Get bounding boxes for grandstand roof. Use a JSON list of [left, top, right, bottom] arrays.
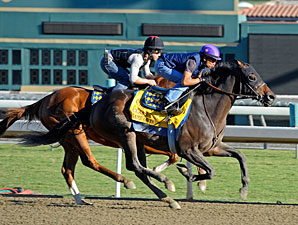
[[239, 4, 298, 21]]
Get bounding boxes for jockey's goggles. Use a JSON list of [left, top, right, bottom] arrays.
[[150, 49, 162, 54], [207, 57, 217, 63]]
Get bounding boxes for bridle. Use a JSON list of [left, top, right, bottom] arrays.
[[200, 63, 266, 150], [203, 66, 265, 100], [204, 81, 264, 100]]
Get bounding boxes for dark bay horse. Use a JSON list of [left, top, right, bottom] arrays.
[[23, 60, 275, 209], [0, 76, 180, 205]]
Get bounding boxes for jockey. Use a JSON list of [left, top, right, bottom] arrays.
[[154, 44, 221, 114], [100, 36, 164, 91]]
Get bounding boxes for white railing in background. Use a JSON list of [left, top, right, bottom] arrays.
[[0, 100, 36, 108], [0, 99, 291, 115]]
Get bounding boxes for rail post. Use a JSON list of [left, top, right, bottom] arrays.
[[289, 103, 298, 159], [186, 161, 194, 200], [105, 78, 123, 197], [115, 148, 122, 197]]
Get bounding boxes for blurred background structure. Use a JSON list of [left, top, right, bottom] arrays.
[[0, 0, 298, 95]]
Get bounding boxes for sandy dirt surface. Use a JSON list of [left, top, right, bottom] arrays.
[[0, 196, 297, 225]]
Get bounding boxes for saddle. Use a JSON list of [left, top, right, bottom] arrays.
[[141, 86, 189, 113], [91, 84, 149, 104], [91, 84, 191, 114], [130, 87, 192, 127], [141, 86, 167, 111]]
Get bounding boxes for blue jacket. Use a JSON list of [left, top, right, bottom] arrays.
[[161, 52, 202, 75]]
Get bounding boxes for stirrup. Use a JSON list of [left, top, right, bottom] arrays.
[[168, 108, 182, 116], [162, 103, 182, 115]]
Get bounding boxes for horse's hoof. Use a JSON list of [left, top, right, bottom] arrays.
[[197, 180, 207, 193], [78, 199, 93, 205], [124, 180, 136, 189], [175, 164, 189, 177], [165, 179, 176, 192], [169, 201, 181, 209], [153, 160, 172, 173], [161, 197, 181, 210], [239, 187, 248, 200]]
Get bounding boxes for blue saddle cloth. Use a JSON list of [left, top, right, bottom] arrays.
[[141, 86, 169, 111], [91, 90, 105, 104], [91, 85, 110, 104]]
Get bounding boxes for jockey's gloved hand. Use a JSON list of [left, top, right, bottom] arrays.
[[200, 77, 206, 83], [200, 68, 211, 77]]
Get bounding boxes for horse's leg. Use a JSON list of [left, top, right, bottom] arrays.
[[145, 146, 178, 172], [197, 167, 207, 193], [196, 151, 218, 193], [123, 139, 180, 209], [205, 142, 249, 200], [124, 132, 175, 192], [72, 126, 136, 189], [176, 147, 215, 183], [60, 140, 91, 205]]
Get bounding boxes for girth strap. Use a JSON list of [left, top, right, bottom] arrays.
[[202, 94, 224, 150], [167, 122, 177, 154]]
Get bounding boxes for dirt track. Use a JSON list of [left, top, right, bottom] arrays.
[[0, 196, 298, 225]]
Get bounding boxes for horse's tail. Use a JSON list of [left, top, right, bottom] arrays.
[[21, 106, 92, 146], [0, 99, 43, 136]]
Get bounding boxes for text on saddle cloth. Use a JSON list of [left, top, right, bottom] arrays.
[[130, 90, 192, 129]]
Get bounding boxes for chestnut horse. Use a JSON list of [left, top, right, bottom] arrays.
[[0, 76, 181, 204], [22, 60, 275, 209]]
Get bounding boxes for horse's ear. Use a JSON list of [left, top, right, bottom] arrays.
[[234, 59, 244, 67]]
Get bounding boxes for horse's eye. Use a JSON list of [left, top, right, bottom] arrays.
[[248, 74, 257, 82]]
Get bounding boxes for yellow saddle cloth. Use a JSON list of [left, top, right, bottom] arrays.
[[129, 90, 192, 129]]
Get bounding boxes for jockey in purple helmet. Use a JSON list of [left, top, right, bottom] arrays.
[[199, 44, 221, 69], [154, 44, 221, 114]]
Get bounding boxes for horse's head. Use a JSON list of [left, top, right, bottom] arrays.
[[235, 59, 275, 107]]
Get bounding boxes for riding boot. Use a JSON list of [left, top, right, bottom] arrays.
[[104, 49, 113, 66]]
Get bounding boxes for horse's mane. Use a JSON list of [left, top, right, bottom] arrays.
[[197, 60, 238, 94], [210, 61, 237, 81]]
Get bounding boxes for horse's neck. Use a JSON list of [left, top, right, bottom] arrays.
[[206, 93, 234, 123], [204, 75, 236, 126]]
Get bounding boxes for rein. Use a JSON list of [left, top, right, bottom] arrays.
[[202, 94, 223, 150], [200, 71, 264, 150], [165, 68, 265, 109], [164, 82, 202, 110], [205, 82, 259, 99]]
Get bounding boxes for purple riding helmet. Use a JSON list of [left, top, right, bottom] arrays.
[[199, 44, 221, 60]]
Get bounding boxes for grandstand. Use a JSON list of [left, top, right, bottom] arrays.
[[0, 0, 297, 95]]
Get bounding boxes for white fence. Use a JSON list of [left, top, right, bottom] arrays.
[[0, 100, 36, 108]]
